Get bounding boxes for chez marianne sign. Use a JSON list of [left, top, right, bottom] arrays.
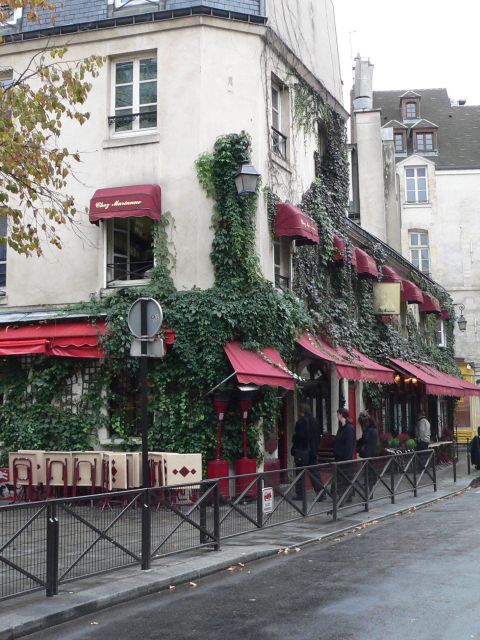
[[89, 184, 162, 222]]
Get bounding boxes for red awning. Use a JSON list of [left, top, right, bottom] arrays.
[[419, 364, 480, 398], [401, 279, 424, 304], [333, 234, 345, 263], [381, 266, 402, 283], [0, 321, 106, 358], [224, 341, 295, 390], [353, 248, 379, 279], [440, 309, 450, 320], [390, 358, 464, 397], [298, 333, 395, 384], [419, 292, 441, 314], [89, 184, 161, 223], [274, 203, 319, 246]]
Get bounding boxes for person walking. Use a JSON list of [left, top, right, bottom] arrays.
[[357, 411, 378, 459], [470, 426, 480, 471], [334, 408, 356, 503], [291, 403, 322, 499]]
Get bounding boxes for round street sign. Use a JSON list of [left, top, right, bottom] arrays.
[[128, 298, 163, 338]]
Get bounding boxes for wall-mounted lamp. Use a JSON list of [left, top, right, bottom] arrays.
[[456, 303, 467, 332], [235, 164, 260, 195]]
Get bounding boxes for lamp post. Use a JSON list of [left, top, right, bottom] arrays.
[[457, 304, 467, 332], [234, 164, 260, 195], [206, 389, 231, 497], [235, 384, 259, 497]]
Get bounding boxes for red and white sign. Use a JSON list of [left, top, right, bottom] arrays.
[[263, 486, 273, 513]]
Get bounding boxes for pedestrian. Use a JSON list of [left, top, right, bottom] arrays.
[[334, 408, 356, 503], [357, 411, 378, 459], [415, 408, 431, 451], [291, 403, 323, 499], [470, 426, 480, 471]]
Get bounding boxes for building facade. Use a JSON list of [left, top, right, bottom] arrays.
[[350, 56, 480, 434]]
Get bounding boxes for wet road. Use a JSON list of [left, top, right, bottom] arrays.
[[25, 489, 480, 640]]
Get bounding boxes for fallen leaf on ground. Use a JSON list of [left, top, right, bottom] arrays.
[[91, 621, 99, 625], [227, 566, 236, 572], [294, 547, 301, 552], [238, 562, 245, 567], [189, 582, 197, 587], [169, 585, 176, 591]]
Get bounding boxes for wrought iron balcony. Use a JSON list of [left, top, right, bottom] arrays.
[[271, 126, 287, 161]]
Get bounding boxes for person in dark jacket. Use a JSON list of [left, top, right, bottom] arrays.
[[357, 411, 378, 459], [470, 426, 480, 470], [291, 403, 323, 499], [334, 408, 356, 503]]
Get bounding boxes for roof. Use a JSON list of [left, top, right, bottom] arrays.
[[373, 88, 480, 170]]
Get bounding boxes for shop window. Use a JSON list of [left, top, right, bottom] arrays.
[[110, 54, 157, 135], [409, 230, 430, 274], [271, 78, 289, 161], [106, 217, 154, 286], [405, 166, 428, 203]]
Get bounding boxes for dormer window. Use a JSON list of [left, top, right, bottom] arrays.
[[394, 131, 406, 153], [405, 102, 417, 119], [415, 132, 434, 152]]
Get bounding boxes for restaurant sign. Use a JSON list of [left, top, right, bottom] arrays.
[[373, 282, 401, 315]]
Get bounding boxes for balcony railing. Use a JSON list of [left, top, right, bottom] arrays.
[[271, 126, 287, 161], [107, 260, 154, 286]]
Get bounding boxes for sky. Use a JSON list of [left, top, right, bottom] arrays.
[[333, 0, 480, 108]]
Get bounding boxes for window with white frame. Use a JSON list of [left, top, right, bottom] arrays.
[[436, 318, 446, 347], [415, 131, 434, 152], [409, 230, 430, 275], [0, 6, 22, 25], [405, 166, 428, 203], [106, 217, 154, 286], [273, 238, 291, 291], [113, 0, 159, 7], [110, 55, 157, 135], [271, 79, 288, 161]]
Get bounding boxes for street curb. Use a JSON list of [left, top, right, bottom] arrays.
[[0, 480, 474, 639]]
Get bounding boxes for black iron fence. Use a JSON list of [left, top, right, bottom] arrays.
[[0, 449, 449, 602]]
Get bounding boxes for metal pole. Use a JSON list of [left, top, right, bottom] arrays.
[[46, 502, 59, 597], [140, 300, 149, 489]]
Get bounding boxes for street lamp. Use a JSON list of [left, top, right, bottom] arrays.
[[234, 164, 260, 195], [457, 304, 467, 332]]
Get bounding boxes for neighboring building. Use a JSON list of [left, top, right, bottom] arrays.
[[350, 56, 480, 434]]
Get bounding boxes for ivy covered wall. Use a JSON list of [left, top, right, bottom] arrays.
[[0, 81, 459, 462]]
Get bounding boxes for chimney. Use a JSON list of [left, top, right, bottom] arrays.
[[353, 56, 374, 110]]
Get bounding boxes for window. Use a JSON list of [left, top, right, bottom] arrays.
[[113, 0, 158, 7], [0, 6, 22, 25], [394, 132, 405, 152], [416, 132, 434, 152], [409, 230, 430, 274], [436, 319, 446, 348], [271, 80, 288, 161], [107, 217, 154, 285], [110, 55, 157, 134], [0, 68, 13, 89], [273, 238, 290, 290], [0, 216, 6, 288], [405, 166, 428, 203], [405, 102, 417, 119]]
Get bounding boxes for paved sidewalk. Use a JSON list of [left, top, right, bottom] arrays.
[[0, 455, 476, 640]]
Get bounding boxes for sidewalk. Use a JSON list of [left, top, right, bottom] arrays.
[[0, 455, 476, 640]]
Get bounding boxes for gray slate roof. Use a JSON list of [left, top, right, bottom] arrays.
[[373, 88, 480, 170]]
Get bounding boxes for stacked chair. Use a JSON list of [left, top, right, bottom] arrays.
[[8, 450, 202, 502]]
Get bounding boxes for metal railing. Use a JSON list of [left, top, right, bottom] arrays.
[[106, 260, 154, 285], [0, 449, 448, 601]]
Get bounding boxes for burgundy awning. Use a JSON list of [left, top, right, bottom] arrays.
[[440, 309, 450, 320], [0, 321, 106, 358], [224, 341, 295, 390], [420, 364, 480, 398], [89, 184, 161, 223], [353, 248, 379, 279], [274, 203, 319, 246], [298, 333, 395, 384], [390, 358, 464, 397], [333, 234, 345, 263], [420, 292, 441, 314], [401, 279, 424, 304], [381, 266, 402, 283]]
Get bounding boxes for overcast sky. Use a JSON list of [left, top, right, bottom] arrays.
[[333, 0, 480, 108]]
